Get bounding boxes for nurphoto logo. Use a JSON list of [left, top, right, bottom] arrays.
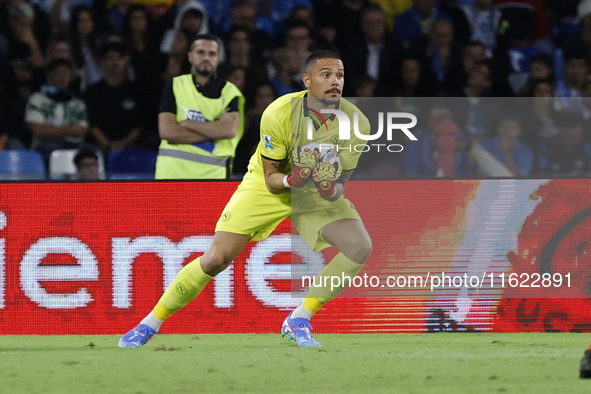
[[306, 108, 418, 153]]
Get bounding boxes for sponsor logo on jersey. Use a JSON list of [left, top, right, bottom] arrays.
[[263, 134, 273, 150]]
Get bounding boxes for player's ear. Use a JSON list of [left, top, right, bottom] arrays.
[[302, 73, 310, 89]]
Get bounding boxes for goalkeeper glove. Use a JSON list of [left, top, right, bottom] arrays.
[[313, 157, 342, 199], [316, 179, 338, 199], [288, 144, 321, 188]]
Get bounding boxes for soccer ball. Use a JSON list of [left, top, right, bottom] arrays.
[[293, 142, 322, 169], [313, 146, 342, 182]]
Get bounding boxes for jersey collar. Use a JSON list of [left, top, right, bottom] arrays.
[[302, 93, 341, 131]]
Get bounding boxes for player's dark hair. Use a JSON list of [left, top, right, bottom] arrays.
[[304, 50, 341, 71], [74, 150, 98, 168]]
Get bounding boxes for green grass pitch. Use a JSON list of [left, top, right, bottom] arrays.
[[1, 333, 590, 393]]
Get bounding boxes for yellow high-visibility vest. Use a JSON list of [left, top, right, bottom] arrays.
[[155, 74, 244, 179]]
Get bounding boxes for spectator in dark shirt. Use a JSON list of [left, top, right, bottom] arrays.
[[393, 0, 449, 45], [84, 42, 142, 153], [343, 4, 403, 96], [563, 0, 591, 61], [403, 101, 474, 178], [268, 46, 301, 96], [283, 22, 314, 84], [161, 29, 192, 81], [1, 0, 51, 54], [453, 60, 503, 143], [68, 5, 102, 91], [411, 18, 465, 95], [477, 114, 535, 177], [461, 41, 487, 75], [122, 4, 159, 86], [539, 111, 591, 177], [520, 79, 559, 149], [316, 0, 367, 51], [106, 0, 133, 32], [5, 2, 48, 149], [394, 55, 432, 97], [221, 0, 273, 60], [554, 49, 589, 114], [122, 4, 161, 149], [517, 52, 554, 97], [223, 26, 253, 69]]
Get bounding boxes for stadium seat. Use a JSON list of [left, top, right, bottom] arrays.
[[108, 149, 157, 179], [49, 149, 106, 180], [0, 150, 46, 180]]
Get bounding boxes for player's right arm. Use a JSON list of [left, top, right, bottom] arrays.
[[262, 156, 290, 194]]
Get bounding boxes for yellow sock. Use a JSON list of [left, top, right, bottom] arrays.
[[302, 298, 325, 315], [303, 252, 364, 313], [152, 257, 212, 321]]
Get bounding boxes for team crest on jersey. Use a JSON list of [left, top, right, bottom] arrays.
[[263, 134, 273, 150], [221, 211, 231, 222], [176, 283, 189, 295], [187, 109, 205, 122]]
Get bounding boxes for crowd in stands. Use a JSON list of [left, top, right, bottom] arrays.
[[1, 0, 591, 179]]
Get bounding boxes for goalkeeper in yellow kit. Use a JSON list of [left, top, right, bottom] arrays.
[[118, 50, 372, 348]]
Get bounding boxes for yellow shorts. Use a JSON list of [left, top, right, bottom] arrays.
[[215, 182, 361, 251]]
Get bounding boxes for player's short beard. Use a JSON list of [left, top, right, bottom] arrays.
[[318, 97, 340, 107]]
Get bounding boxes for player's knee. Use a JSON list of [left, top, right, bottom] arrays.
[[201, 253, 234, 276], [343, 237, 372, 264], [356, 239, 373, 263]]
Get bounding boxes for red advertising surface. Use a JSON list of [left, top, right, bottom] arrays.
[[1, 179, 590, 335]]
